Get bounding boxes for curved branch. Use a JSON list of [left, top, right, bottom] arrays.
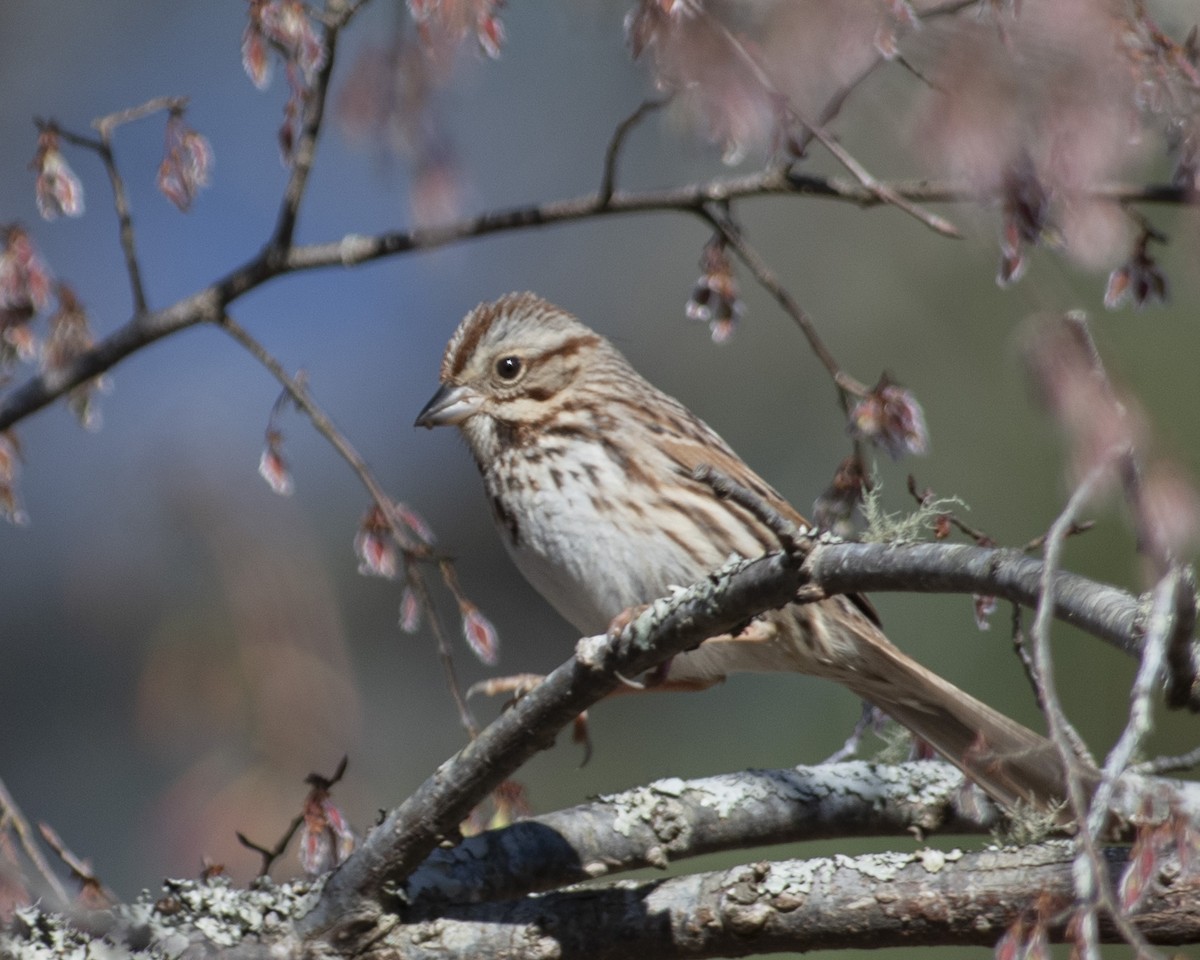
[[803, 540, 1149, 659], [297, 535, 1194, 946], [404, 760, 1001, 907], [0, 173, 1192, 434], [299, 548, 808, 943]]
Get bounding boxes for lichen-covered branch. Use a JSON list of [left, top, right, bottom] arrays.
[[403, 760, 1001, 907], [5, 840, 1197, 960]]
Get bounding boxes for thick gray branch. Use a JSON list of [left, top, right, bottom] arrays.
[[299, 550, 806, 944], [375, 843, 1199, 959], [10, 841, 1196, 960], [297, 538, 1195, 947], [404, 761, 1001, 906]]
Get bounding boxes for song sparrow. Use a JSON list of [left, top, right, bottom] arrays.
[[416, 292, 1072, 812]]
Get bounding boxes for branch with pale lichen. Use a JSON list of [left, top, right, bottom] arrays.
[[299, 546, 809, 943], [293, 532, 1196, 947], [4, 839, 1197, 960], [403, 761, 1003, 907]]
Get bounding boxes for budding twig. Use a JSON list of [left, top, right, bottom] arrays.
[[216, 312, 478, 738], [0, 776, 69, 907], [599, 96, 668, 207], [691, 463, 802, 555]]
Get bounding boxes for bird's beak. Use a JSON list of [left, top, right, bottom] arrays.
[[414, 383, 482, 428]]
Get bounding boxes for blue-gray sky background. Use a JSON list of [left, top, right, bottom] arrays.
[[1, 0, 1198, 904]]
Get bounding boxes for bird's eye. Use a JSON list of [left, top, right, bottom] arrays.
[[495, 356, 522, 380]]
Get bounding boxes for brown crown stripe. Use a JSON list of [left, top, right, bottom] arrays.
[[446, 307, 497, 378]]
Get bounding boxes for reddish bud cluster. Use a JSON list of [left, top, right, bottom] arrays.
[[298, 778, 356, 877], [257, 428, 294, 496], [994, 915, 1049, 960], [685, 234, 742, 342], [157, 111, 213, 212], [919, 1, 1144, 283], [1026, 312, 1200, 566], [972, 594, 997, 631], [31, 129, 84, 221], [1104, 231, 1168, 310], [399, 584, 422, 634], [1120, 811, 1200, 913], [0, 225, 53, 366], [243, 0, 327, 164], [1125, 16, 1200, 189], [408, 0, 507, 60], [396, 502, 435, 547], [338, 34, 464, 225], [43, 283, 103, 430], [354, 504, 399, 579], [243, 0, 325, 89], [812, 454, 868, 536], [848, 376, 929, 460], [997, 154, 1053, 287], [0, 433, 27, 526], [460, 600, 498, 665], [872, 0, 918, 61], [626, 0, 785, 164]]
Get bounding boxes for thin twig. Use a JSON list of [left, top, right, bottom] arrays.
[[92, 95, 189, 137], [216, 313, 478, 737], [44, 104, 178, 316], [1, 172, 1196, 436], [37, 822, 116, 907], [1008, 603, 1043, 710], [692, 2, 960, 238], [599, 97, 668, 206], [436, 558, 485, 738], [237, 816, 304, 877], [692, 464, 803, 554], [701, 207, 866, 412], [1132, 744, 1200, 775], [235, 757, 349, 876], [0, 776, 69, 907], [1088, 568, 1179, 837], [217, 315, 403, 536], [1029, 460, 1162, 960], [268, 3, 349, 254]]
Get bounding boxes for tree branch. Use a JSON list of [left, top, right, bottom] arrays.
[[0, 173, 1193, 434], [6, 840, 1197, 959], [293, 531, 1194, 945], [380, 843, 1199, 958], [403, 760, 1002, 907], [299, 547, 809, 943]]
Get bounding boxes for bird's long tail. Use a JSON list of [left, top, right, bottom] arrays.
[[838, 630, 1091, 816]]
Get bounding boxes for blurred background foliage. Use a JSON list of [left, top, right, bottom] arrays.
[[0, 0, 1198, 905]]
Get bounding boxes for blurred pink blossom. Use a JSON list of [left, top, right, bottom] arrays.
[[157, 112, 213, 212], [31, 129, 84, 221], [917, 0, 1144, 276], [848, 376, 929, 460]]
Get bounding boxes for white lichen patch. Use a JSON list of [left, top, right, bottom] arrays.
[[915, 847, 963, 873], [2, 877, 318, 960], [833, 851, 914, 882]]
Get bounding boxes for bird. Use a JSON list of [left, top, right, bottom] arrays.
[[416, 291, 1075, 814]]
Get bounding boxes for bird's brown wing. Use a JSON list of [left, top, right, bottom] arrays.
[[658, 430, 881, 626], [655, 425, 1086, 816]]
